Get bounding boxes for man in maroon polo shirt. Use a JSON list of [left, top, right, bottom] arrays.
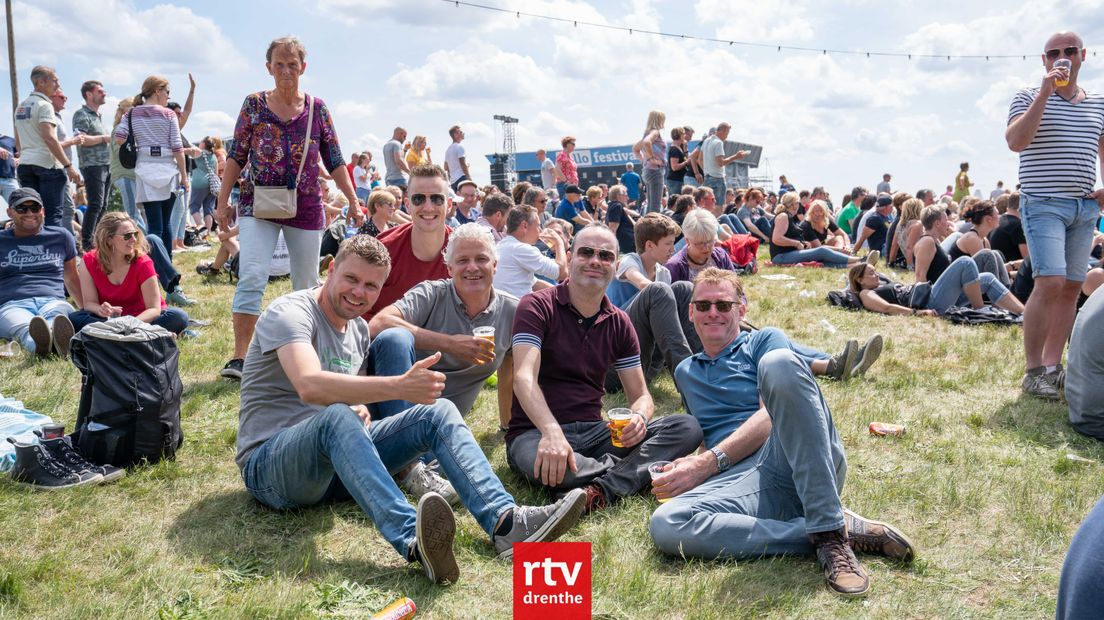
[[506, 224, 703, 513]]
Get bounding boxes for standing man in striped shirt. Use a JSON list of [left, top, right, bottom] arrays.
[[1006, 31, 1104, 400]]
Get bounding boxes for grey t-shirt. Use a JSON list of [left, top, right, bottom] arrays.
[[1068, 287, 1104, 439], [393, 279, 518, 416], [236, 288, 371, 469], [383, 139, 404, 182]]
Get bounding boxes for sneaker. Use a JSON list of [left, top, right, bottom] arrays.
[[7, 437, 103, 490], [810, 528, 870, 598], [414, 492, 459, 585], [220, 358, 244, 380], [195, 260, 214, 276], [1022, 366, 1060, 400], [33, 431, 126, 483], [399, 461, 460, 507], [494, 488, 586, 560], [582, 484, 608, 514], [864, 249, 880, 268], [51, 315, 75, 360], [167, 288, 197, 307], [850, 334, 884, 378], [1047, 365, 1066, 402], [826, 339, 859, 381], [28, 315, 52, 359], [844, 509, 915, 561]]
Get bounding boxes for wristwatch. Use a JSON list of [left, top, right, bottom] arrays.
[[710, 446, 731, 472]]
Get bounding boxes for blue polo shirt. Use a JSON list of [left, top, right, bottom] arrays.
[[673, 327, 791, 449], [555, 198, 586, 233], [620, 171, 642, 201]]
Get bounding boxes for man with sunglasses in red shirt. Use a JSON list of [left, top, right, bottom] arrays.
[[506, 224, 703, 514], [1007, 31, 1104, 400], [0, 188, 81, 358], [365, 164, 453, 320]]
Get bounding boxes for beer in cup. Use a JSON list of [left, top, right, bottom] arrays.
[[607, 408, 633, 448], [1055, 58, 1072, 87], [649, 461, 673, 503]]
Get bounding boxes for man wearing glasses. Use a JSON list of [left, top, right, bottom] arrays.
[[1006, 31, 1104, 400], [649, 268, 914, 598], [364, 164, 453, 320], [0, 188, 81, 358], [14, 66, 82, 230], [506, 224, 703, 514]]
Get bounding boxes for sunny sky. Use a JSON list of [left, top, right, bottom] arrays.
[[5, 0, 1104, 200]]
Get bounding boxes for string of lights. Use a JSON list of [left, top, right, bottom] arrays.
[[443, 0, 1096, 62]]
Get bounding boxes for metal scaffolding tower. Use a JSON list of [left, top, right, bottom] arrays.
[[492, 114, 519, 190]]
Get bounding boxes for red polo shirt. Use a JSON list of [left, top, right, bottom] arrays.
[[506, 282, 640, 442], [364, 223, 452, 319]]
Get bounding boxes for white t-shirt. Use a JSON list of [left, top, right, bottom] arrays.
[[540, 158, 556, 188], [493, 235, 560, 298], [701, 135, 725, 178], [353, 165, 370, 190], [616, 252, 672, 285], [445, 142, 466, 183], [14, 92, 59, 169]]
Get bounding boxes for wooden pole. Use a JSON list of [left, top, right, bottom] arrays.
[[6, 0, 16, 128]]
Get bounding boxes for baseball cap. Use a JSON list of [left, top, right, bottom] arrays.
[[8, 188, 43, 210], [456, 179, 478, 192], [876, 195, 893, 207], [564, 184, 582, 195]]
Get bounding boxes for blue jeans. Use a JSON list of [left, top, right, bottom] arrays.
[[114, 177, 145, 232], [146, 234, 182, 294], [68, 307, 190, 335], [0, 177, 18, 203], [650, 348, 847, 559], [0, 297, 75, 353], [355, 187, 371, 204], [704, 176, 727, 209], [241, 402, 516, 558], [927, 256, 1011, 314], [665, 178, 685, 199], [365, 328, 418, 419], [556, 182, 566, 200], [718, 214, 748, 235], [143, 196, 177, 259], [771, 246, 852, 267], [643, 166, 665, 215], [232, 217, 322, 315], [171, 189, 189, 241], [17, 164, 67, 228], [1021, 192, 1099, 281], [80, 165, 111, 252]]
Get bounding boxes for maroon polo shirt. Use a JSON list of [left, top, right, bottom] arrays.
[[506, 281, 641, 442]]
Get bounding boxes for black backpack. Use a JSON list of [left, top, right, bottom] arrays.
[[69, 317, 184, 467]]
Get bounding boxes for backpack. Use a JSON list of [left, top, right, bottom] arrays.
[[69, 317, 184, 467]]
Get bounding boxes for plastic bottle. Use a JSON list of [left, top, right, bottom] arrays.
[[371, 598, 416, 620]]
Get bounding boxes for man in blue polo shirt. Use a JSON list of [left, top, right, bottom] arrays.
[[648, 267, 913, 598], [553, 185, 594, 235], [619, 163, 642, 208], [507, 224, 702, 514]]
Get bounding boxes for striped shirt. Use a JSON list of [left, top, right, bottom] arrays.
[[1008, 87, 1104, 198], [113, 104, 183, 154]]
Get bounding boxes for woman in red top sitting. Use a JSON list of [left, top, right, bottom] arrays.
[[68, 212, 189, 335]]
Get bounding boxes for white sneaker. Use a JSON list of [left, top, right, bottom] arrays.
[[399, 461, 460, 506]]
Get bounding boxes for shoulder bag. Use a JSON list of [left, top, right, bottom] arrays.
[[253, 94, 313, 219], [119, 110, 138, 169]]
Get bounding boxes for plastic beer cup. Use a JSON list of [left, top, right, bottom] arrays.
[[1055, 58, 1072, 87], [607, 408, 633, 448], [649, 461, 673, 503]]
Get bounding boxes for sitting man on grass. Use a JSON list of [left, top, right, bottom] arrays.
[[506, 224, 703, 514], [0, 188, 80, 358], [236, 234, 585, 586], [649, 268, 914, 598]]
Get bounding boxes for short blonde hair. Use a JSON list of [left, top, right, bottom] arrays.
[[366, 189, 396, 215], [691, 267, 746, 304]]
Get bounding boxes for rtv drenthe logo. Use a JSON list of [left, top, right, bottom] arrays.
[[513, 542, 591, 619]]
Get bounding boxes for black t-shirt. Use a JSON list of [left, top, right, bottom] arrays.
[[605, 200, 635, 255], [864, 213, 890, 253], [667, 145, 687, 182], [922, 236, 951, 283], [769, 212, 804, 259], [800, 219, 839, 244], [988, 214, 1025, 261]]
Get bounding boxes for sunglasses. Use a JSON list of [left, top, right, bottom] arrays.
[[536, 198, 548, 204], [574, 246, 616, 263], [1046, 46, 1080, 59], [118, 231, 139, 241], [13, 204, 42, 214], [692, 299, 739, 312], [410, 193, 446, 206]]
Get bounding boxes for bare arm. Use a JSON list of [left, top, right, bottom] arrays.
[[497, 350, 513, 429], [37, 123, 79, 184], [913, 236, 935, 283], [459, 156, 470, 178], [1006, 67, 1065, 151], [278, 341, 445, 407], [859, 289, 912, 316], [368, 306, 494, 365], [179, 73, 196, 130], [216, 158, 243, 228], [513, 344, 577, 486], [62, 258, 83, 304], [134, 277, 164, 324], [771, 213, 803, 249]]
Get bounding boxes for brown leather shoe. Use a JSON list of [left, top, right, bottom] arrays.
[[582, 484, 608, 514], [844, 509, 915, 562], [810, 528, 870, 598]]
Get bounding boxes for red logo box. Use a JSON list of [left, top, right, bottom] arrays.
[[513, 541, 592, 620]]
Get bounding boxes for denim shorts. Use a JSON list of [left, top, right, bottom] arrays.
[[1021, 192, 1100, 281]]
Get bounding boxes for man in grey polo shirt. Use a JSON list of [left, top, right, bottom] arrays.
[[72, 80, 113, 251], [700, 122, 748, 204], [383, 127, 410, 190]]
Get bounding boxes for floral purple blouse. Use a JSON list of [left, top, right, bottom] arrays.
[[230, 92, 344, 230]]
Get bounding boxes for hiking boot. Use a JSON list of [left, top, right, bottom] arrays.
[[51, 315, 75, 359], [167, 287, 197, 307], [399, 461, 460, 506], [33, 430, 126, 483], [414, 492, 458, 585], [28, 316, 52, 359], [826, 339, 859, 381], [1022, 366, 1060, 400], [494, 488, 586, 560], [810, 528, 870, 598], [844, 509, 915, 561], [7, 437, 103, 490], [851, 334, 884, 378], [220, 358, 244, 380], [864, 249, 880, 268], [582, 484, 609, 514]]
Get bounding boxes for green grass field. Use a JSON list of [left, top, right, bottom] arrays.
[[1, 244, 1100, 619]]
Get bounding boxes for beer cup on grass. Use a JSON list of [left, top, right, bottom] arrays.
[[607, 408, 633, 447]]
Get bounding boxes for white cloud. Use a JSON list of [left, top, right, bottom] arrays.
[[332, 101, 376, 121], [976, 76, 1026, 124], [386, 42, 556, 103], [187, 111, 236, 139], [696, 0, 816, 42]]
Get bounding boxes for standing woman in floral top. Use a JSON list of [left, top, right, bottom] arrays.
[[555, 136, 578, 199], [214, 36, 361, 380], [113, 76, 188, 258]]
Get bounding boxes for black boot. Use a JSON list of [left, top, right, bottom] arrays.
[[7, 437, 103, 490]]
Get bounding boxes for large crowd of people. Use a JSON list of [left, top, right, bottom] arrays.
[[3, 30, 1104, 606]]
